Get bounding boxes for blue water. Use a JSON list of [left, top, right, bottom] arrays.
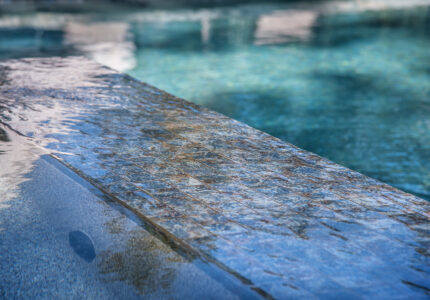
[[0, 1, 429, 200]]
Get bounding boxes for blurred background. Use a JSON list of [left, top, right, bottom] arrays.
[[0, 0, 429, 200]]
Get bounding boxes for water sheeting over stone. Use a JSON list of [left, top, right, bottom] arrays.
[[1, 57, 429, 299]]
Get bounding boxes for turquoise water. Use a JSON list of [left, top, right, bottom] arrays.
[[0, 1, 429, 200]]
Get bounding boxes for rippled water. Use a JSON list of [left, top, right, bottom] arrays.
[[0, 0, 429, 200]]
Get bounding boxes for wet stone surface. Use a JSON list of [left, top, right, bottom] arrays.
[[0, 127, 241, 299], [1, 57, 429, 299]]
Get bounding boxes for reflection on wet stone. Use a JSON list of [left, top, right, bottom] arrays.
[[69, 230, 97, 263], [97, 229, 182, 295], [0, 127, 9, 142], [0, 138, 240, 299], [0, 57, 429, 299]]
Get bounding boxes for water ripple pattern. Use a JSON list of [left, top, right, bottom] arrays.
[[1, 57, 429, 299]]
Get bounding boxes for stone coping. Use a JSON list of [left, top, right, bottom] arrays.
[[1, 57, 429, 299]]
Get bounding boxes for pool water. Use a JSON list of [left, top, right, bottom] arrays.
[[0, 0, 429, 200]]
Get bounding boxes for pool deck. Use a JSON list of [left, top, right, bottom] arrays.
[[1, 57, 429, 299]]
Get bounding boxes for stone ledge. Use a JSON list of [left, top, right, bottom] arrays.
[[1, 56, 429, 299]]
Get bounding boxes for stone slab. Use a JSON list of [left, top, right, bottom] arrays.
[[1, 57, 429, 299]]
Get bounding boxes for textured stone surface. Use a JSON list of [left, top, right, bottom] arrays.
[[0, 129, 241, 299], [1, 57, 429, 299]]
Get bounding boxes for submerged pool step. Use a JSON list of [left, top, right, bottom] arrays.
[[1, 57, 429, 299]]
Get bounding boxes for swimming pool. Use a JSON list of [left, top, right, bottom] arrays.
[[0, 0, 429, 200]]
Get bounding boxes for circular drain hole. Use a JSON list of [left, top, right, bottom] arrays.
[[69, 231, 96, 263]]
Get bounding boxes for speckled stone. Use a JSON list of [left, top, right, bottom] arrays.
[[1, 57, 429, 299]]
